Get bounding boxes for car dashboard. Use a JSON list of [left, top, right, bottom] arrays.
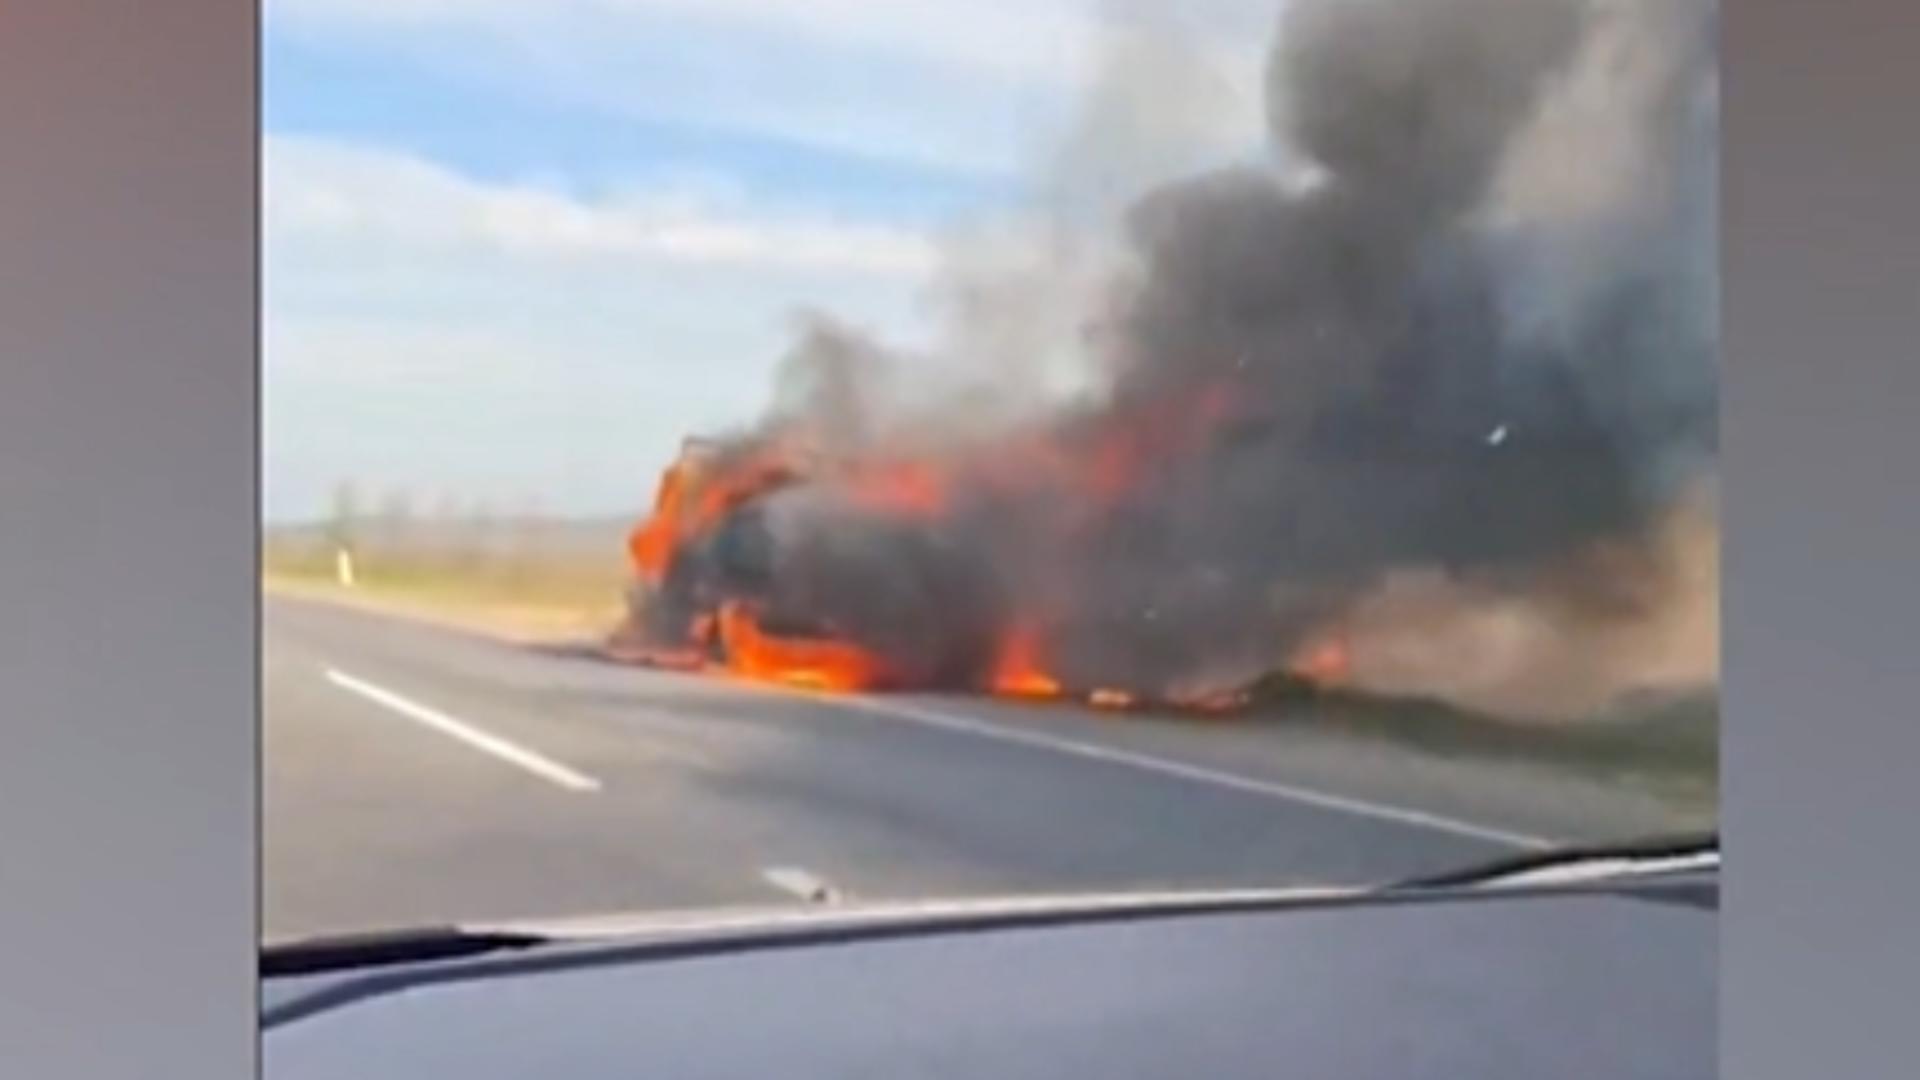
[[263, 877, 1715, 1079]]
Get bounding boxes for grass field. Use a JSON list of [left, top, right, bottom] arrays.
[[1246, 679, 1719, 822], [263, 519, 632, 642]]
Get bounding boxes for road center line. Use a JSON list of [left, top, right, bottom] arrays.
[[812, 692, 1552, 850], [324, 667, 602, 792]]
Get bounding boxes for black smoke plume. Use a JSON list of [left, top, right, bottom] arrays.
[[651, 0, 1719, 719]]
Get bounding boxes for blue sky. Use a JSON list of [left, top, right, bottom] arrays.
[[263, 0, 1277, 521]]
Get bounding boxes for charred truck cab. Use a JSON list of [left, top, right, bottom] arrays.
[[616, 436, 813, 670]]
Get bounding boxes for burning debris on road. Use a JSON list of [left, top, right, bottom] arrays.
[[612, 0, 1719, 723]]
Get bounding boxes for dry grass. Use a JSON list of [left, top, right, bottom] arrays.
[[1241, 674, 1718, 820], [263, 529, 630, 643]]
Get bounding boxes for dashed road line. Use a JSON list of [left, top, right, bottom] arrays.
[[325, 667, 602, 793]]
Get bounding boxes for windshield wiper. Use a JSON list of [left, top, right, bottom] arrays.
[[1389, 830, 1718, 891], [262, 925, 551, 978]]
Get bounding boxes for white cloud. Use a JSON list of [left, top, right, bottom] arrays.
[[267, 135, 939, 277], [267, 0, 1279, 179], [264, 135, 938, 519], [271, 0, 1099, 86], [259, 2, 1288, 517]]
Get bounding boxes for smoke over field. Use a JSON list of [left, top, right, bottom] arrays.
[[619, 0, 1719, 722]]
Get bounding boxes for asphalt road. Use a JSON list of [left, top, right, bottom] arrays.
[[264, 594, 1693, 942]]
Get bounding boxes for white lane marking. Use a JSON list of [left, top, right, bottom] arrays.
[[324, 667, 602, 792], [813, 693, 1552, 850], [760, 866, 844, 904]]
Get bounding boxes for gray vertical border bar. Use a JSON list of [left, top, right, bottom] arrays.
[[0, 2, 256, 1077], [1725, 0, 1920, 1076]]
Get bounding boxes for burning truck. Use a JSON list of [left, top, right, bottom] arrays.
[[615, 432, 891, 687], [613, 377, 1339, 706], [609, 0, 1718, 723]]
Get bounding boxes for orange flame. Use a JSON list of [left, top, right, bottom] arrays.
[[846, 459, 948, 517], [629, 445, 801, 585], [988, 619, 1063, 698], [628, 460, 687, 583], [714, 602, 885, 692], [621, 377, 1260, 703]]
